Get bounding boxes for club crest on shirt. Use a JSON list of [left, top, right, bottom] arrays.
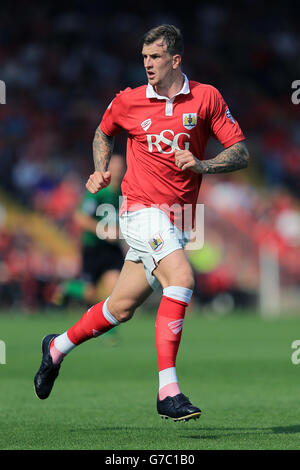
[[183, 113, 197, 130], [148, 233, 164, 251]]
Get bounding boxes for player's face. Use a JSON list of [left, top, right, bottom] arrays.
[[142, 39, 177, 90]]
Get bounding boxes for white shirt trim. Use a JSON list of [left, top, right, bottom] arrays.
[[146, 73, 190, 100], [146, 73, 190, 116]]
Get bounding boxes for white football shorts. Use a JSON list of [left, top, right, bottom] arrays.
[[119, 207, 191, 290]]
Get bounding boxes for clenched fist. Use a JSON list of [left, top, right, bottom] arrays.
[[86, 171, 111, 194], [174, 150, 200, 173]]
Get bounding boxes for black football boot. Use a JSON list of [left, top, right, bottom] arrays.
[[34, 334, 61, 399], [157, 393, 201, 422]]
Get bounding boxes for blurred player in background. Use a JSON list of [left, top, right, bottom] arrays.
[[53, 154, 125, 307], [34, 25, 249, 422]]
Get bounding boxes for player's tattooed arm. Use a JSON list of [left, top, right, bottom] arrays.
[[197, 141, 249, 174], [175, 141, 249, 174], [86, 128, 115, 194], [92, 127, 115, 172]]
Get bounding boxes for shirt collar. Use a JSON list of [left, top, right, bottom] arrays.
[[146, 73, 190, 100]]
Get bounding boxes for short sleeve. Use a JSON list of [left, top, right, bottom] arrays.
[[208, 87, 245, 148], [100, 89, 130, 136]]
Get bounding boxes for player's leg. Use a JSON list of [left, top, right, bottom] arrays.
[[119, 207, 200, 420], [153, 248, 194, 289], [96, 269, 121, 344], [153, 249, 194, 396], [152, 248, 200, 421], [51, 251, 126, 359], [55, 260, 151, 349], [34, 260, 153, 399], [106, 260, 153, 321]]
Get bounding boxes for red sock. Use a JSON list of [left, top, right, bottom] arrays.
[[156, 295, 187, 399], [67, 300, 117, 345]]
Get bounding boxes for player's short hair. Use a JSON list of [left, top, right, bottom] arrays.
[[143, 24, 184, 56]]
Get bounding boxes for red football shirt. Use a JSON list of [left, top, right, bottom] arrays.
[[100, 74, 245, 229]]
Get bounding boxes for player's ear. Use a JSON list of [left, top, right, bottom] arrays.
[[172, 54, 181, 70]]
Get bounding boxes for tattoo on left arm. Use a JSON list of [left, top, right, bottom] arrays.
[[197, 141, 249, 174], [93, 128, 115, 172]]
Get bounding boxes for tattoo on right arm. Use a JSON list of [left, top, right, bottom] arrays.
[[197, 141, 249, 174], [93, 128, 115, 172]]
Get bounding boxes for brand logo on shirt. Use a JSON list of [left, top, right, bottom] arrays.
[[146, 129, 190, 154], [183, 113, 197, 130], [225, 108, 236, 124], [168, 319, 184, 335], [141, 118, 152, 131], [148, 233, 164, 251]]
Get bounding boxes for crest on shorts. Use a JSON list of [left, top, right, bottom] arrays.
[[183, 113, 197, 130], [148, 233, 164, 251]]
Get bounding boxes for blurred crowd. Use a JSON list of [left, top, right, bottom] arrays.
[[190, 177, 300, 310], [0, 227, 58, 310], [0, 1, 300, 310]]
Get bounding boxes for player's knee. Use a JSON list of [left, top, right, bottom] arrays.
[[108, 299, 136, 323], [168, 268, 195, 291], [115, 308, 135, 323], [178, 273, 195, 291]]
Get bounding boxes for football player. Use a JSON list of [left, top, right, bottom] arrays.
[[34, 24, 249, 422]]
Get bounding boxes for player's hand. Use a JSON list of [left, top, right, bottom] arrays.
[[86, 171, 111, 193], [174, 150, 200, 173]]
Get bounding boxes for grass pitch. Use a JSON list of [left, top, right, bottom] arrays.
[[0, 308, 300, 450]]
